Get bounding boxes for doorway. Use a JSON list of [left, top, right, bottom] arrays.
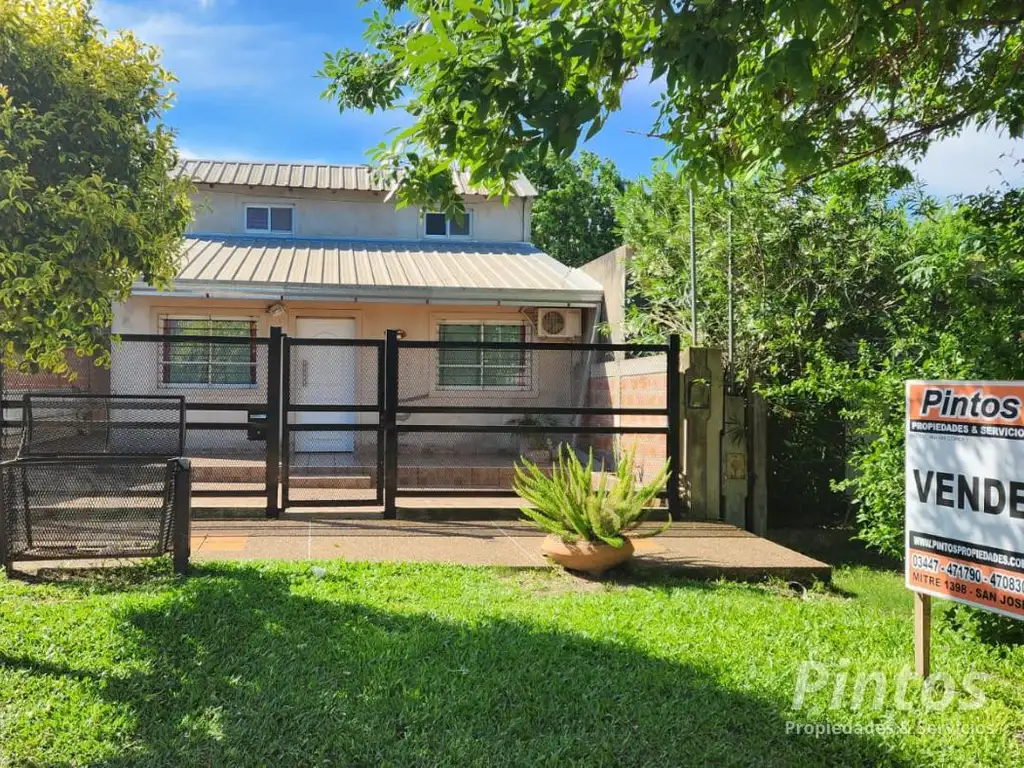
[[293, 318, 357, 452]]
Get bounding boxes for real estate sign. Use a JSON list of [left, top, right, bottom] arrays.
[[906, 381, 1024, 620]]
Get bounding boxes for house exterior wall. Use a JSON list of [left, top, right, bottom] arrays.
[[189, 186, 530, 242], [110, 296, 588, 456]]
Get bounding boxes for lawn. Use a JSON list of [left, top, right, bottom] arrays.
[[1, 562, 1022, 767]]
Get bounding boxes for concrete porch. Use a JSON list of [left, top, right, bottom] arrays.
[[6, 519, 831, 583], [185, 519, 831, 582]]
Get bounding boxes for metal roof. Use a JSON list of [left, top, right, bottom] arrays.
[[175, 159, 538, 197], [140, 235, 603, 304]]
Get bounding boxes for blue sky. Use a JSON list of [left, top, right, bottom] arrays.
[[96, 0, 1024, 198]]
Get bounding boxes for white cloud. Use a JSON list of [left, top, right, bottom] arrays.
[[177, 145, 266, 162], [95, 2, 311, 92], [913, 127, 1024, 198]]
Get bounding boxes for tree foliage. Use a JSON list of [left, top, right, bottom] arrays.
[[618, 167, 1024, 554], [322, 0, 1024, 208], [0, 0, 192, 374], [619, 166, 917, 529], [522, 151, 624, 266], [802, 189, 1024, 555]]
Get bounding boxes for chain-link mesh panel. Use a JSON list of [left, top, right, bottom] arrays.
[[288, 340, 381, 408], [287, 341, 381, 457], [2, 458, 179, 558], [111, 336, 269, 457], [19, 395, 184, 458], [285, 426, 381, 504], [394, 342, 669, 491], [396, 343, 590, 410], [285, 340, 383, 504], [394, 430, 669, 491]]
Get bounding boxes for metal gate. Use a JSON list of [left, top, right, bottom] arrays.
[[272, 329, 680, 517], [280, 334, 385, 509], [384, 330, 680, 516]]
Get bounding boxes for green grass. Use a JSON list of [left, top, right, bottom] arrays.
[[1, 562, 1022, 767]]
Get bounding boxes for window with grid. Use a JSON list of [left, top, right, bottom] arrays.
[[160, 317, 258, 387], [424, 210, 472, 238], [436, 323, 531, 389]]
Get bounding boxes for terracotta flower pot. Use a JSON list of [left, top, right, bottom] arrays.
[[541, 535, 635, 575]]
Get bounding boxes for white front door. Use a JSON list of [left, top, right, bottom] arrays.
[[294, 318, 357, 453]]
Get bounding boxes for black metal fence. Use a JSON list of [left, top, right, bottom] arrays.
[[2, 330, 682, 519], [386, 333, 679, 513], [2, 334, 271, 502], [1, 393, 192, 575]]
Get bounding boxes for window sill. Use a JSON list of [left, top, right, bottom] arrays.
[[433, 386, 535, 394], [158, 383, 259, 390]]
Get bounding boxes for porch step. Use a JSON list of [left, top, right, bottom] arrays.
[[289, 475, 375, 489], [192, 482, 264, 496], [192, 464, 376, 484], [190, 464, 520, 488], [192, 479, 376, 494]]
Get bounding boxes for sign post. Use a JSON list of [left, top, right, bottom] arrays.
[[906, 380, 1024, 676]]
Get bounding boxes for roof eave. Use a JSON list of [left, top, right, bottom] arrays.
[[131, 280, 603, 307]]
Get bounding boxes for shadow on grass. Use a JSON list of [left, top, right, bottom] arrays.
[[943, 602, 1024, 649], [767, 527, 902, 571], [13, 564, 910, 767]]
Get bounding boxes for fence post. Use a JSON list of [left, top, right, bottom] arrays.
[[280, 337, 292, 512], [265, 326, 283, 519], [0, 358, 5, 459], [0, 463, 10, 578], [746, 390, 768, 536], [376, 340, 387, 506], [667, 334, 683, 519], [172, 458, 192, 576], [383, 329, 399, 519]]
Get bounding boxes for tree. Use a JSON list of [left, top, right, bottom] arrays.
[[522, 151, 625, 266], [802, 187, 1024, 556], [617, 165, 916, 528], [618, 166, 1024, 553], [321, 0, 1024, 207], [0, 0, 191, 374]]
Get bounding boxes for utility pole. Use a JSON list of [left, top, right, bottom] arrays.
[[688, 180, 698, 345], [727, 187, 735, 364]]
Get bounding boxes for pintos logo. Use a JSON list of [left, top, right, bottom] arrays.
[[919, 387, 1021, 421]]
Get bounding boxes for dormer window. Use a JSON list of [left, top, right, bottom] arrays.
[[424, 210, 472, 238], [245, 205, 293, 234]]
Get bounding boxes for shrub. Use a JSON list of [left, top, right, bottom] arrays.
[[513, 445, 669, 547]]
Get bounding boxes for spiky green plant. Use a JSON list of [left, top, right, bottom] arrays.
[[514, 444, 670, 547]]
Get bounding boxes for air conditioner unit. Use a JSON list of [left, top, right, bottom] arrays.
[[536, 308, 582, 339]]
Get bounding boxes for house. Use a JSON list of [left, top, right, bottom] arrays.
[[0, 158, 674, 506], [107, 159, 612, 459]]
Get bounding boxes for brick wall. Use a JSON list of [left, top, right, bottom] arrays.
[[585, 355, 670, 480], [2, 352, 108, 396], [1, 354, 108, 458]]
